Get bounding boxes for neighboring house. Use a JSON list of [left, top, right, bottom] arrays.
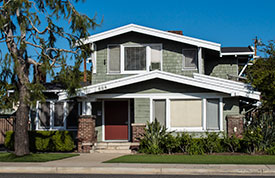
[[5, 24, 261, 152]]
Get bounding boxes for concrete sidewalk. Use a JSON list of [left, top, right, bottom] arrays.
[[0, 153, 275, 176]]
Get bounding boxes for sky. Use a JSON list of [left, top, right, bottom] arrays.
[[75, 0, 275, 47]]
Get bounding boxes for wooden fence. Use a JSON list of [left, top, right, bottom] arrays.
[[0, 117, 14, 144]]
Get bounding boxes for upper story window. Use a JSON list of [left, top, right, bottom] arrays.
[[182, 48, 198, 70], [107, 44, 162, 74]]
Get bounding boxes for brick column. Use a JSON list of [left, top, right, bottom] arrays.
[[131, 123, 146, 142], [77, 115, 96, 153], [226, 115, 244, 138]]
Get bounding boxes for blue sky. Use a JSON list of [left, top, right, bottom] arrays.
[[75, 0, 275, 47]]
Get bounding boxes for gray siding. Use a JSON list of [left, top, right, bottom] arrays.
[[134, 98, 150, 124], [223, 97, 240, 131], [92, 32, 199, 84]]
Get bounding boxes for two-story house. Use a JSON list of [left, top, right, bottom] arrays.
[[21, 24, 260, 152]]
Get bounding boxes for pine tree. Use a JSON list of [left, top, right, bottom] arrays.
[[0, 0, 99, 156]]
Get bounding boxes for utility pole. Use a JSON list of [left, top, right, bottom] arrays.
[[253, 36, 258, 56], [83, 58, 87, 82]]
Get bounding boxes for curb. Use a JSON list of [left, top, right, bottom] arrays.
[[0, 166, 275, 175]]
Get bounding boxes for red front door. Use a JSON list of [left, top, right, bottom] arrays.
[[105, 100, 128, 140]]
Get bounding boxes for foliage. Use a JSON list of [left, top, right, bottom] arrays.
[[266, 145, 275, 155], [177, 132, 193, 153], [247, 40, 275, 109], [202, 132, 222, 154], [0, 0, 100, 155], [5, 131, 75, 152], [242, 127, 263, 154], [139, 119, 170, 154], [187, 138, 205, 155], [222, 134, 241, 153]]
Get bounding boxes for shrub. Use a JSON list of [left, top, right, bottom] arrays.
[[163, 133, 180, 154], [187, 138, 205, 155], [139, 119, 170, 154], [4, 131, 75, 152], [202, 132, 222, 154], [243, 127, 263, 154], [222, 134, 241, 153]]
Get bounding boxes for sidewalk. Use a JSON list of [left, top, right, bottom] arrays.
[[0, 153, 275, 176]]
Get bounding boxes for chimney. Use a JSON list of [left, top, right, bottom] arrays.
[[167, 31, 183, 35]]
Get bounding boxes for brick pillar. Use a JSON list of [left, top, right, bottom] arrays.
[[77, 115, 96, 153], [226, 115, 244, 138], [131, 123, 146, 142]]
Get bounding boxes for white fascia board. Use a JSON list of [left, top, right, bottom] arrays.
[[83, 24, 221, 51], [221, 52, 254, 56], [58, 70, 260, 100]]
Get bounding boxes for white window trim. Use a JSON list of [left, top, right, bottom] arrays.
[[35, 100, 81, 131], [106, 43, 162, 74], [147, 94, 223, 132], [182, 48, 198, 70]]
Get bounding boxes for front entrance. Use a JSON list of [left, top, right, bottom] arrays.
[[104, 100, 129, 140]]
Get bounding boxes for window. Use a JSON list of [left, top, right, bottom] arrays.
[[124, 46, 146, 71], [108, 45, 120, 73], [107, 44, 162, 74], [182, 49, 198, 69], [54, 102, 64, 127], [206, 99, 220, 130], [66, 102, 79, 129], [170, 99, 202, 128], [39, 102, 51, 128], [153, 100, 166, 127]]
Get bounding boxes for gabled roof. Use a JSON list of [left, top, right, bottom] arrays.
[[58, 71, 260, 101], [82, 24, 221, 51]]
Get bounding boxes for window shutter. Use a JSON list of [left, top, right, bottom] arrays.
[[108, 45, 120, 73], [206, 99, 219, 130]]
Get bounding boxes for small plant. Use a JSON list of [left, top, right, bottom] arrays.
[[163, 133, 179, 154], [139, 119, 169, 154], [187, 138, 205, 155], [223, 133, 241, 153], [202, 132, 222, 154], [177, 132, 193, 153], [243, 127, 263, 154]]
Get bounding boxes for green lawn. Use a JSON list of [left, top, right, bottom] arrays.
[[0, 153, 79, 162], [105, 154, 275, 164]]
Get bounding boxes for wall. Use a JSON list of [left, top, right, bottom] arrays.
[[92, 32, 200, 84], [134, 98, 150, 124]]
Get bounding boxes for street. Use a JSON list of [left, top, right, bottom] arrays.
[[0, 174, 274, 178]]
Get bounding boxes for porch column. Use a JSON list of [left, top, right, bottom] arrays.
[[226, 114, 244, 138], [77, 115, 96, 153], [198, 47, 203, 74], [131, 123, 146, 142]]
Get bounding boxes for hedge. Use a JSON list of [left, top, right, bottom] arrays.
[[5, 131, 75, 152]]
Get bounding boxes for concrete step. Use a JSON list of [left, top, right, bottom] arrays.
[[93, 142, 139, 154], [93, 149, 132, 154]]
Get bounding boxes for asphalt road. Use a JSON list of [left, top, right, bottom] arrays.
[[0, 174, 274, 178]]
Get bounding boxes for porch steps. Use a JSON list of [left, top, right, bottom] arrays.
[[92, 142, 139, 154]]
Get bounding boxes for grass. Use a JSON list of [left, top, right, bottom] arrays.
[[105, 154, 275, 164], [0, 152, 79, 162]]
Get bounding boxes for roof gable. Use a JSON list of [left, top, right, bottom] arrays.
[[82, 24, 221, 51], [58, 71, 260, 100]]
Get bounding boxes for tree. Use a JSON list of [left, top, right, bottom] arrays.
[[0, 0, 99, 156], [247, 40, 275, 110]]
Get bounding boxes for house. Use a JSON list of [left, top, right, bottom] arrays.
[[5, 24, 260, 152]]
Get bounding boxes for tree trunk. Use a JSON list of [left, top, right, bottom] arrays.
[[14, 85, 30, 156]]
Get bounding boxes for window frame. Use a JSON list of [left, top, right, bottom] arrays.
[[182, 48, 198, 70], [107, 43, 163, 74], [149, 95, 223, 132]]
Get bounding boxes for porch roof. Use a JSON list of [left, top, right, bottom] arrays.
[[58, 71, 260, 101]]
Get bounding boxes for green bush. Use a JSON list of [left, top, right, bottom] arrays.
[[187, 138, 205, 155], [243, 127, 263, 154], [202, 132, 222, 154], [4, 131, 75, 152], [139, 119, 170, 154], [266, 145, 275, 155], [222, 134, 241, 153], [163, 133, 180, 154]]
